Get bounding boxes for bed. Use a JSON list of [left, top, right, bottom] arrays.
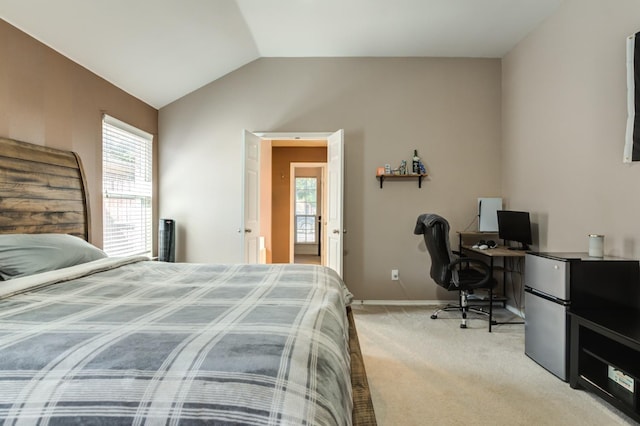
[[0, 137, 376, 425]]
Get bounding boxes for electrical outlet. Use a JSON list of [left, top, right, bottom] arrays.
[[391, 269, 399, 281]]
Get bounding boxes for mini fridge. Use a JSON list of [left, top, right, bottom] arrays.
[[524, 252, 640, 381], [524, 253, 571, 381]]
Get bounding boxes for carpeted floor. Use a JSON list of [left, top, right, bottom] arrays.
[[294, 254, 322, 265], [351, 304, 637, 426]]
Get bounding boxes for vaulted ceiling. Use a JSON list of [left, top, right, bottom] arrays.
[[0, 0, 563, 108]]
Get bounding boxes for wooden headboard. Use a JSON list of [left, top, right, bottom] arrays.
[[0, 137, 90, 240]]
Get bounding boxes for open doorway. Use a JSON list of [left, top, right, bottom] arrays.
[[270, 143, 327, 264], [243, 130, 344, 277], [290, 163, 327, 265]]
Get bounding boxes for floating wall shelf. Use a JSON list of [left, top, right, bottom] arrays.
[[376, 174, 428, 188]]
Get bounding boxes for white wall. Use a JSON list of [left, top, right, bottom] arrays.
[[503, 0, 640, 257], [159, 58, 502, 301]]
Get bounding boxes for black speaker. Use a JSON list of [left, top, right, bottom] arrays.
[[158, 219, 175, 262]]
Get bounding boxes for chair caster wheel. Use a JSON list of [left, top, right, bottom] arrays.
[[460, 324, 467, 329], [430, 314, 438, 319]]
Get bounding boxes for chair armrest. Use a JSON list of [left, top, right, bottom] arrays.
[[449, 257, 493, 289], [449, 257, 489, 270]]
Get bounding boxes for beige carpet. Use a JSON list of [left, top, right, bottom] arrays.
[[351, 304, 636, 426], [294, 254, 322, 265]]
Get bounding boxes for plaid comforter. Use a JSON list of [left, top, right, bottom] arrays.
[[0, 258, 353, 425]]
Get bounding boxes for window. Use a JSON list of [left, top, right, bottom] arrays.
[[102, 115, 153, 257], [295, 177, 317, 243]]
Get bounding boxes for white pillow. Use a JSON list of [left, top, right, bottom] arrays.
[[0, 234, 107, 280]]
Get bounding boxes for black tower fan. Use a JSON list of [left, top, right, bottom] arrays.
[[158, 219, 175, 262]]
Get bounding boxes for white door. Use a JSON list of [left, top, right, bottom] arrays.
[[326, 130, 344, 277], [243, 130, 261, 263]]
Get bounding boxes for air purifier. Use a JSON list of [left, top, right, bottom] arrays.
[[158, 219, 175, 262]]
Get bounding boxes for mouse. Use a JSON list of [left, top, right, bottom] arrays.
[[472, 240, 486, 249], [478, 244, 489, 250]]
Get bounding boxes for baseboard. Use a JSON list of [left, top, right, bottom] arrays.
[[505, 304, 525, 319], [353, 300, 443, 306], [354, 299, 526, 319]]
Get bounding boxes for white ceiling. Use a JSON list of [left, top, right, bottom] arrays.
[[0, 0, 563, 109]]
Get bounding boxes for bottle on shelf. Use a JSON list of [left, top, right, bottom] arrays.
[[419, 161, 427, 175], [412, 150, 420, 174]]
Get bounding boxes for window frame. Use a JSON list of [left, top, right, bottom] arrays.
[[102, 115, 154, 257]]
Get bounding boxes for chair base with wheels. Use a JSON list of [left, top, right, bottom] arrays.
[[430, 289, 493, 328]]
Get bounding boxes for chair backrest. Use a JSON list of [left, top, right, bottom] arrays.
[[414, 214, 455, 289]]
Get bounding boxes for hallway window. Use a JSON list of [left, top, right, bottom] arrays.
[[295, 177, 317, 243]]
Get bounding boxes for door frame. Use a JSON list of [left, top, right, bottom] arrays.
[[242, 130, 344, 277]]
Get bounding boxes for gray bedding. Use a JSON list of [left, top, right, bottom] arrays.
[[0, 259, 353, 425]]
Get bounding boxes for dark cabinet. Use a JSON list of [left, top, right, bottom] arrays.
[[568, 258, 640, 422], [569, 312, 640, 421]]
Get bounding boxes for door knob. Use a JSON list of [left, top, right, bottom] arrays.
[[245, 229, 252, 233], [332, 229, 339, 234]]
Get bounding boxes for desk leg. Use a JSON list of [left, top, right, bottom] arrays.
[[502, 257, 507, 308], [489, 257, 494, 332], [493, 256, 525, 328], [489, 287, 493, 332]]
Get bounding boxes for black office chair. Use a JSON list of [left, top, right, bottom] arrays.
[[414, 213, 497, 329]]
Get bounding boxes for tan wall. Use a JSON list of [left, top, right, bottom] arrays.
[[159, 58, 502, 300], [502, 0, 640, 257], [0, 19, 158, 248], [271, 147, 327, 263]]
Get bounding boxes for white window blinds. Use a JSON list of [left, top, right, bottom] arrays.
[[102, 115, 153, 257]]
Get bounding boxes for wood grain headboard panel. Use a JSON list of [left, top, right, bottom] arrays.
[[0, 137, 90, 240]]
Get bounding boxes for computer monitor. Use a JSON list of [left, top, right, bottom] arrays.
[[497, 210, 532, 250]]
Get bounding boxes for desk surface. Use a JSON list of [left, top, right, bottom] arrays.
[[461, 245, 527, 257], [457, 231, 498, 237]]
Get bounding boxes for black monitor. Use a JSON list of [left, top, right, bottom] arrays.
[[497, 210, 532, 250]]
